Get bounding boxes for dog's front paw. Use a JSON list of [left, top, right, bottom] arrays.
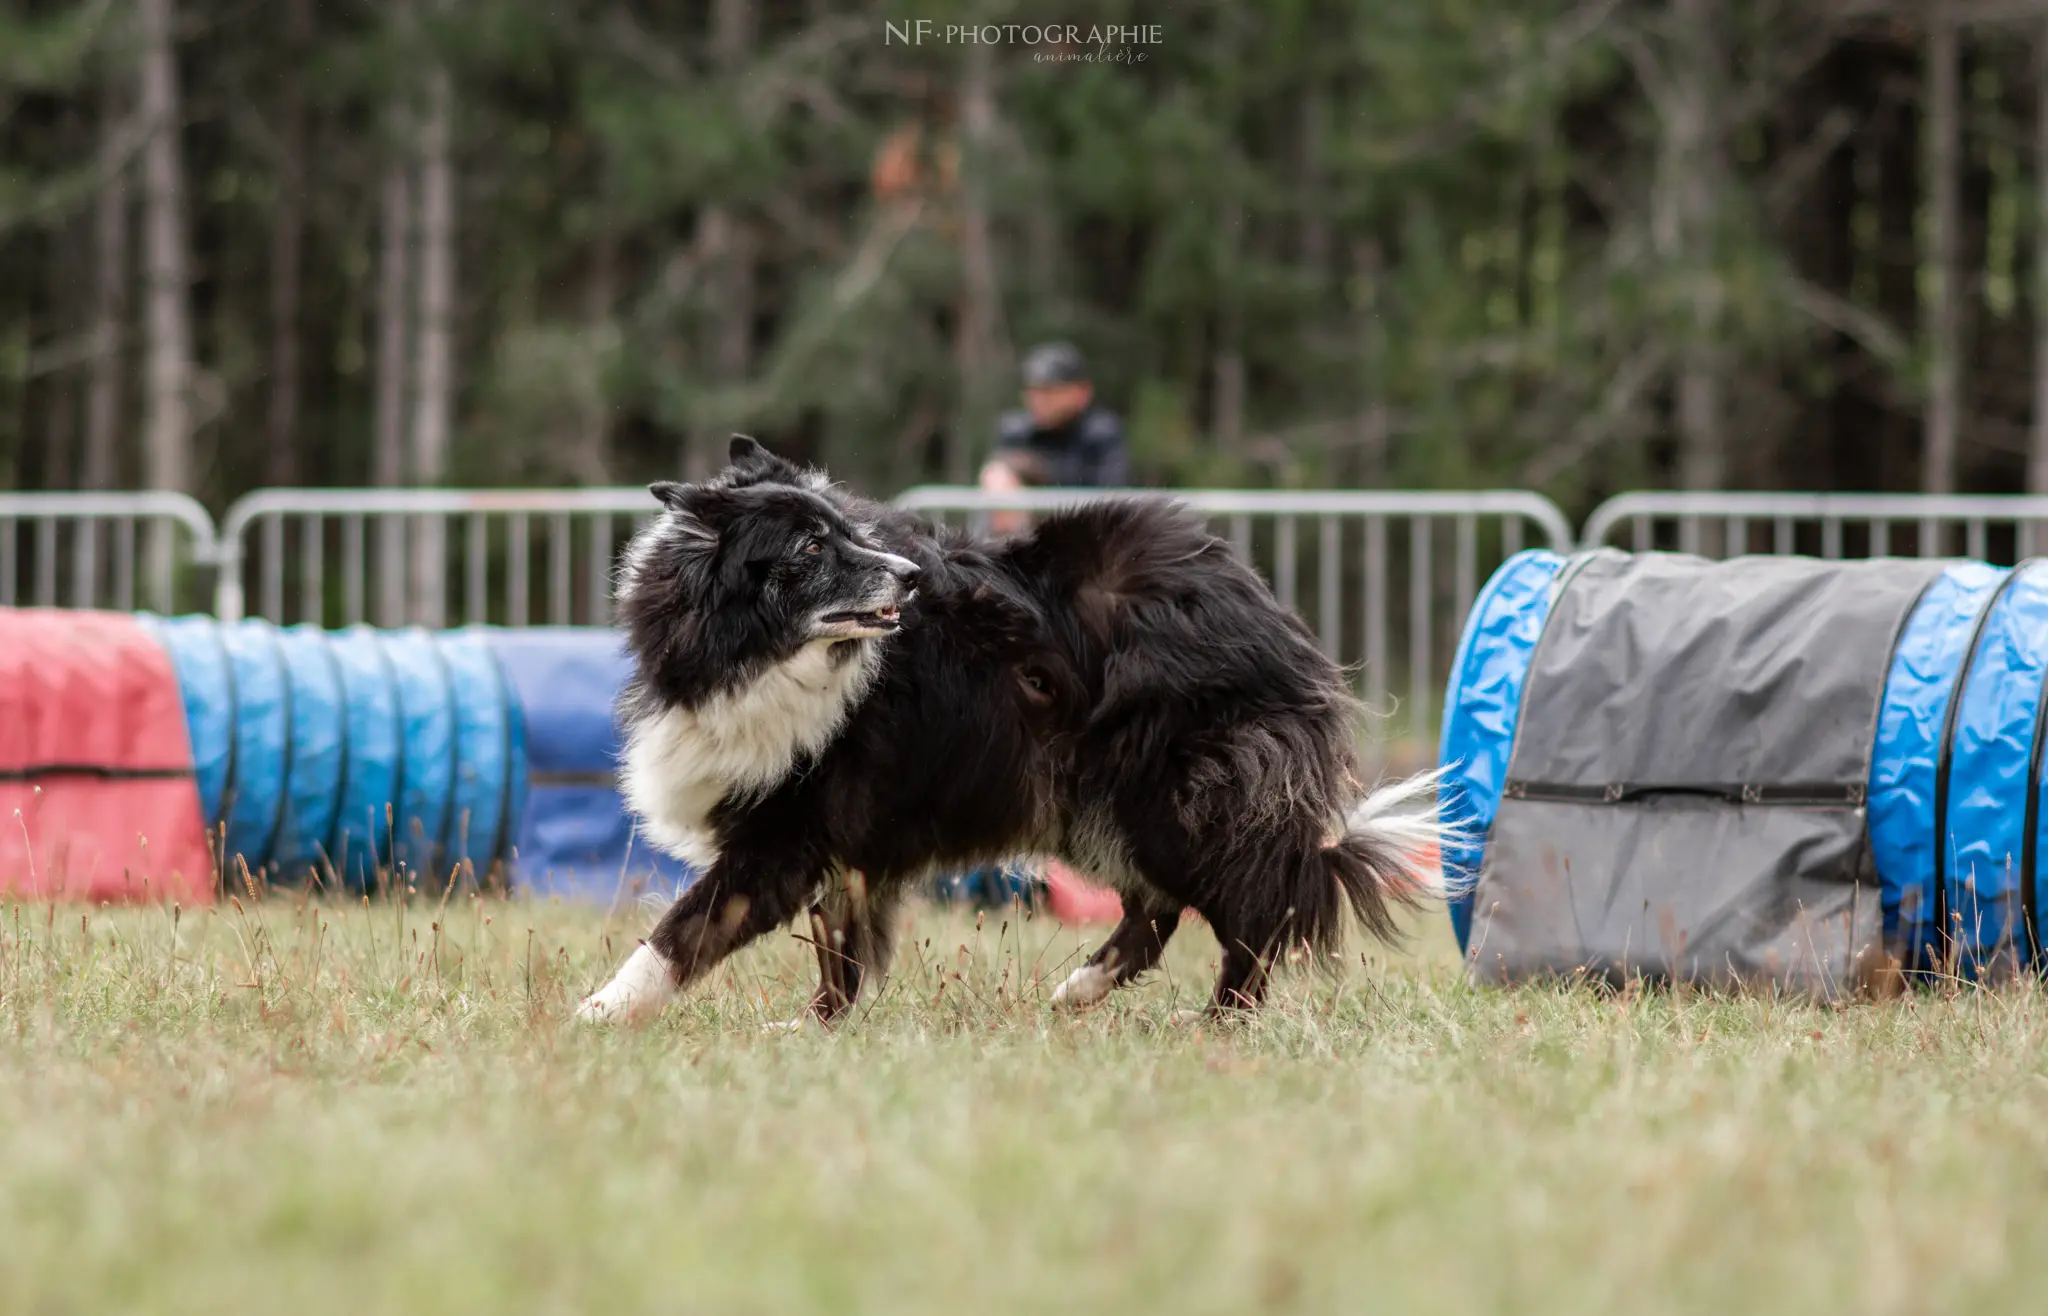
[[1050, 963, 1115, 1010], [574, 943, 677, 1025], [762, 1017, 806, 1034], [574, 989, 652, 1024]]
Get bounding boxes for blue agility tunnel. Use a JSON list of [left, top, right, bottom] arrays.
[[481, 628, 694, 900], [1440, 550, 2048, 991], [139, 618, 523, 891]]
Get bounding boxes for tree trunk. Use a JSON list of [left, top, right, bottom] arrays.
[[137, 0, 193, 608], [43, 360, 75, 492], [44, 158, 88, 494], [691, 202, 754, 479], [263, 0, 311, 485], [1299, 85, 1329, 280], [372, 149, 411, 625], [574, 235, 617, 486], [84, 68, 130, 492], [950, 37, 1002, 486], [409, 61, 454, 625], [371, 161, 412, 491], [1352, 239, 1389, 486], [687, 0, 758, 480], [1924, 8, 1961, 496], [1212, 196, 1247, 460], [2031, 17, 2048, 493], [1667, 0, 1726, 495]]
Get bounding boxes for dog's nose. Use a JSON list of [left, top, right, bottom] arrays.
[[882, 553, 921, 586]]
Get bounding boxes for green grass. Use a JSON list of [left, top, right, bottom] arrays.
[[0, 892, 2044, 1315]]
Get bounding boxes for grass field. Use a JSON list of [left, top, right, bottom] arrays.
[[0, 891, 2044, 1315]]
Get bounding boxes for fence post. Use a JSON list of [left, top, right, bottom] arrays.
[[212, 536, 245, 621]]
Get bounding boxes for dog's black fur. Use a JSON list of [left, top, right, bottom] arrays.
[[577, 437, 1441, 1024]]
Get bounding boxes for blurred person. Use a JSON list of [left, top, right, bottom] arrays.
[[979, 343, 1128, 534]]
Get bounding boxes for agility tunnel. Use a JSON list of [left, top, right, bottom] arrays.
[[0, 609, 215, 902], [485, 628, 693, 901], [0, 611, 691, 902], [1439, 548, 2048, 991], [139, 616, 522, 891]]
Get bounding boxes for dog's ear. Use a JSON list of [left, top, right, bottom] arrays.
[[648, 481, 722, 544], [1015, 648, 1085, 717], [723, 434, 826, 490]]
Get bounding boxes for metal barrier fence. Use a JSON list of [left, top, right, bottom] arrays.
[[214, 488, 664, 626], [208, 482, 1576, 749], [896, 486, 1577, 747], [1580, 491, 2048, 563], [46, 485, 2048, 727], [0, 491, 217, 614]]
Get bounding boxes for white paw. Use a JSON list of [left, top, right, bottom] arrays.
[[762, 1017, 806, 1034], [1050, 963, 1116, 1010], [574, 943, 678, 1024]]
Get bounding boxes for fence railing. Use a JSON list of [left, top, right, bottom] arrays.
[[897, 486, 1578, 745], [0, 491, 217, 615], [29, 484, 2048, 704], [1580, 491, 2048, 563], [214, 488, 666, 626]]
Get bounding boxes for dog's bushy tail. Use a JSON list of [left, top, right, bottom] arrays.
[[1324, 768, 1459, 947]]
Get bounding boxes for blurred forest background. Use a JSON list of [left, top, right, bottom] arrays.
[[3, 0, 2047, 520]]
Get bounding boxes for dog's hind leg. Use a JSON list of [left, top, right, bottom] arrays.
[[1205, 930, 1278, 1016], [576, 855, 819, 1024], [1203, 892, 1321, 1018], [1050, 895, 1185, 1010], [801, 869, 903, 1026]]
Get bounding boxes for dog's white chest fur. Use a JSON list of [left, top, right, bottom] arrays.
[[621, 639, 881, 867]]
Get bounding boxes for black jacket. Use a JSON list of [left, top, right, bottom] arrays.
[[993, 405, 1129, 488]]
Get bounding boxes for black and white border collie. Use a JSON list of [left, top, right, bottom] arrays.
[[576, 437, 1446, 1025]]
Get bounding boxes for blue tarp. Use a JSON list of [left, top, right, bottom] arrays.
[[483, 628, 694, 899], [1438, 552, 2048, 972]]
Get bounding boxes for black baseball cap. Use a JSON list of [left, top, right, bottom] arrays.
[[1022, 342, 1088, 388]]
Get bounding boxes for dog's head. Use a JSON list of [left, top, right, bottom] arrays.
[[618, 437, 923, 703]]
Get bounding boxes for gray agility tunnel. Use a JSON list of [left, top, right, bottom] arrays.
[[1438, 548, 2048, 991]]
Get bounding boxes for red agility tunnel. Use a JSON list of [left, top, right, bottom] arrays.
[[0, 610, 214, 903]]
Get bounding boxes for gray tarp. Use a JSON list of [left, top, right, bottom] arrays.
[[1467, 550, 1945, 994]]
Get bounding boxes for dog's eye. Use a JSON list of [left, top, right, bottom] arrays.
[[801, 537, 822, 556], [1018, 668, 1052, 702]]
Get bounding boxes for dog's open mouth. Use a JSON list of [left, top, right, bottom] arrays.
[[816, 603, 903, 638]]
